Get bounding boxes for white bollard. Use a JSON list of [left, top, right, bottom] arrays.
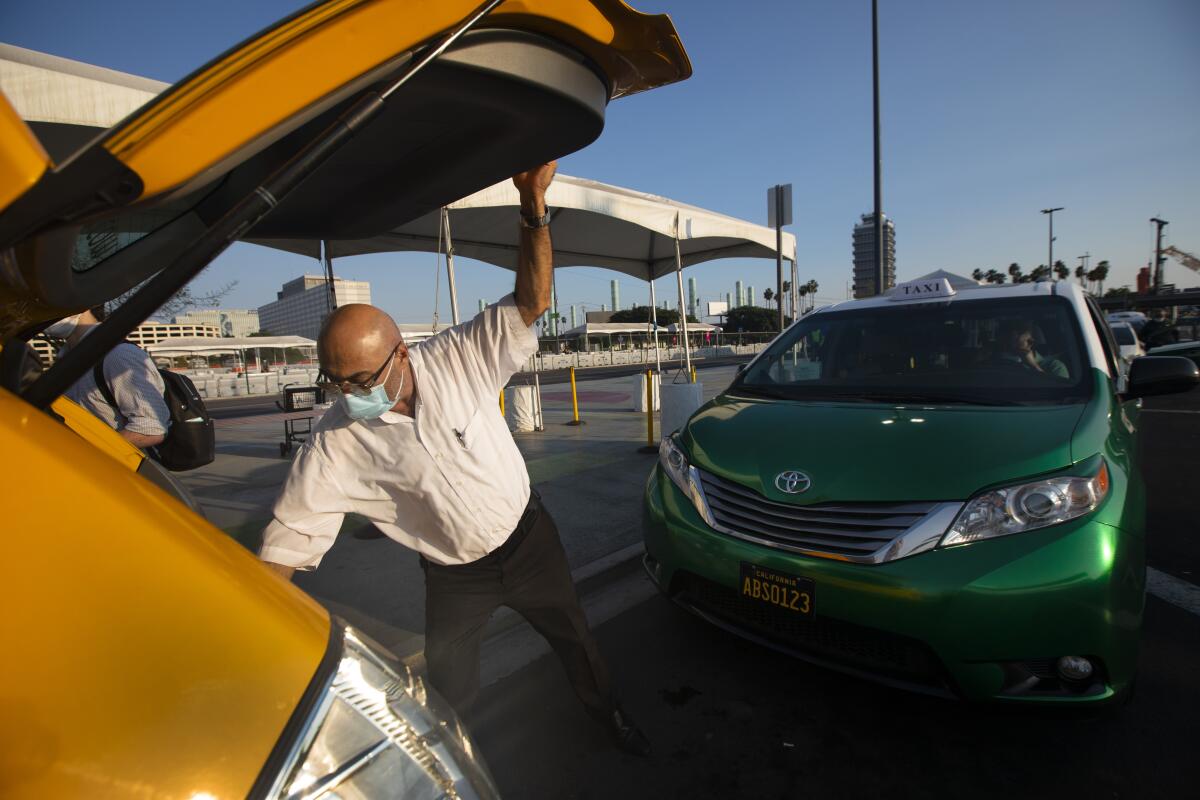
[[659, 381, 703, 438], [508, 386, 538, 432], [632, 372, 660, 412]]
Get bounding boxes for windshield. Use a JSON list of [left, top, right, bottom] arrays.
[[734, 295, 1093, 406], [1112, 326, 1136, 346]]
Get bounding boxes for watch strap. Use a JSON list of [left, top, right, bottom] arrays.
[[520, 208, 552, 229]]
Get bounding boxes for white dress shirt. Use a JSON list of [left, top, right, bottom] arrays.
[[259, 294, 539, 568]]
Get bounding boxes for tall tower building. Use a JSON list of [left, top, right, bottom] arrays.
[[735, 281, 744, 307], [852, 213, 896, 299], [610, 280, 620, 314], [747, 285, 755, 307], [687, 277, 698, 319]]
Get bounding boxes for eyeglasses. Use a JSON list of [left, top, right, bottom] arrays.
[[316, 345, 401, 396]]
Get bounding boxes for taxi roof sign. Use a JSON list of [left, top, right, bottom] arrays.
[[889, 277, 957, 301]]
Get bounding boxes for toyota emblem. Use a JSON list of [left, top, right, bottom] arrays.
[[775, 470, 812, 494]]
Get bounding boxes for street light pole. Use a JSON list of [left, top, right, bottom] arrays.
[[1041, 207, 1063, 275], [872, 0, 884, 296]]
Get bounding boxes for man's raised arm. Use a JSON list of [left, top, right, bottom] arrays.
[[512, 162, 556, 327]]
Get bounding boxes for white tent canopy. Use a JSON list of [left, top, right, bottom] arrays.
[[559, 322, 664, 338], [253, 173, 796, 282], [666, 322, 719, 333], [144, 335, 315, 357], [253, 173, 799, 373], [0, 43, 167, 130]]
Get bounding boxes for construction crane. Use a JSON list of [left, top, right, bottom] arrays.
[[1163, 245, 1200, 274]]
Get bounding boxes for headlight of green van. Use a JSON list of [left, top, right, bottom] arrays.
[[659, 435, 708, 516], [264, 627, 498, 800], [940, 461, 1110, 547]]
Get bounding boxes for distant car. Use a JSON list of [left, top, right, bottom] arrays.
[[1110, 322, 1145, 363], [1147, 340, 1200, 369], [1107, 311, 1147, 332]]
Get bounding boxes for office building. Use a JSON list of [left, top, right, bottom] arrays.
[[173, 309, 260, 338], [126, 322, 221, 347], [257, 275, 371, 340], [852, 213, 896, 299]]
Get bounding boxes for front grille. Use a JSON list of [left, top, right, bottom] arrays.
[[678, 572, 947, 689], [697, 470, 938, 560]]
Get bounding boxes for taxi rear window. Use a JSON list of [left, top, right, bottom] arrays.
[[736, 296, 1092, 406]]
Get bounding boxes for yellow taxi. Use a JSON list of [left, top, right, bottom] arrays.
[[0, 2, 689, 796]]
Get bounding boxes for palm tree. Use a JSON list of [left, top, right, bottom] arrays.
[[798, 283, 809, 313], [805, 280, 819, 312], [971, 268, 985, 283], [984, 269, 1004, 284], [1075, 265, 1086, 285], [1008, 263, 1023, 283], [763, 287, 775, 310], [1093, 260, 1109, 296], [1053, 260, 1070, 281]]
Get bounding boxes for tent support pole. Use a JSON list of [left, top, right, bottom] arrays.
[[322, 240, 336, 314], [790, 257, 799, 321], [674, 213, 693, 379], [646, 232, 661, 374], [442, 208, 460, 325], [649, 277, 661, 373]]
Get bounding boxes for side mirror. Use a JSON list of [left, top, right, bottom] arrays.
[[1126, 356, 1200, 399]]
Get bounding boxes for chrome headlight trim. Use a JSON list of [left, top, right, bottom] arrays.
[[258, 624, 498, 800]]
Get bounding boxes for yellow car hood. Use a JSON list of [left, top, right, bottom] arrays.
[[0, 387, 330, 799]]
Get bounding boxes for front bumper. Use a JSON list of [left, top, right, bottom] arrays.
[[643, 467, 1145, 704]]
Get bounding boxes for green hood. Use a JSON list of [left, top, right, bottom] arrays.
[[683, 395, 1088, 504]]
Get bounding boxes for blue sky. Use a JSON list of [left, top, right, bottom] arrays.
[[4, 0, 1198, 325]]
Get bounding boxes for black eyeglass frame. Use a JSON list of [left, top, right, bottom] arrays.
[[316, 344, 402, 396]]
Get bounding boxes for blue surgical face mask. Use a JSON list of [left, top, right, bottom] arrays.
[[341, 357, 404, 421]]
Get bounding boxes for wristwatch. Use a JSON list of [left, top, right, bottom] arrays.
[[520, 207, 552, 229]]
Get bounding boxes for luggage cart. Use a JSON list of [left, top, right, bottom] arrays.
[[276, 386, 325, 456]]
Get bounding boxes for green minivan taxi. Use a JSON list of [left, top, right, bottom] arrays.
[[644, 274, 1198, 704]]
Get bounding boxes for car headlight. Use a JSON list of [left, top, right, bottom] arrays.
[[264, 626, 498, 800], [658, 435, 710, 521], [940, 461, 1110, 547]]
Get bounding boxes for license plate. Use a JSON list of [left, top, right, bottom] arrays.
[[739, 562, 814, 616]]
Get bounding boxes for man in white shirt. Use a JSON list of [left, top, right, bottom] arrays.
[[259, 162, 650, 756]]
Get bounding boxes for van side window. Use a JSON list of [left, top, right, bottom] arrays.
[[1085, 298, 1121, 379]]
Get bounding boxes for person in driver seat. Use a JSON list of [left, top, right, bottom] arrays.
[[994, 319, 1068, 378]]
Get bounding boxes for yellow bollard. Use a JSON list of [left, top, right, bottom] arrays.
[[638, 369, 657, 452], [690, 366, 697, 384], [566, 366, 585, 426], [499, 387, 505, 416]]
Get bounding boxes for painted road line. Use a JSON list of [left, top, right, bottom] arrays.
[[1147, 567, 1200, 616]]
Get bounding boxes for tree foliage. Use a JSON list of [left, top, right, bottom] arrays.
[[609, 305, 697, 325], [105, 281, 239, 321], [722, 305, 787, 332]]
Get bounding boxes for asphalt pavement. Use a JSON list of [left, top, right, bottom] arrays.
[[465, 385, 1200, 799]]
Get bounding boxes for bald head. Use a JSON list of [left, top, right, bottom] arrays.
[[318, 304, 404, 382]]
